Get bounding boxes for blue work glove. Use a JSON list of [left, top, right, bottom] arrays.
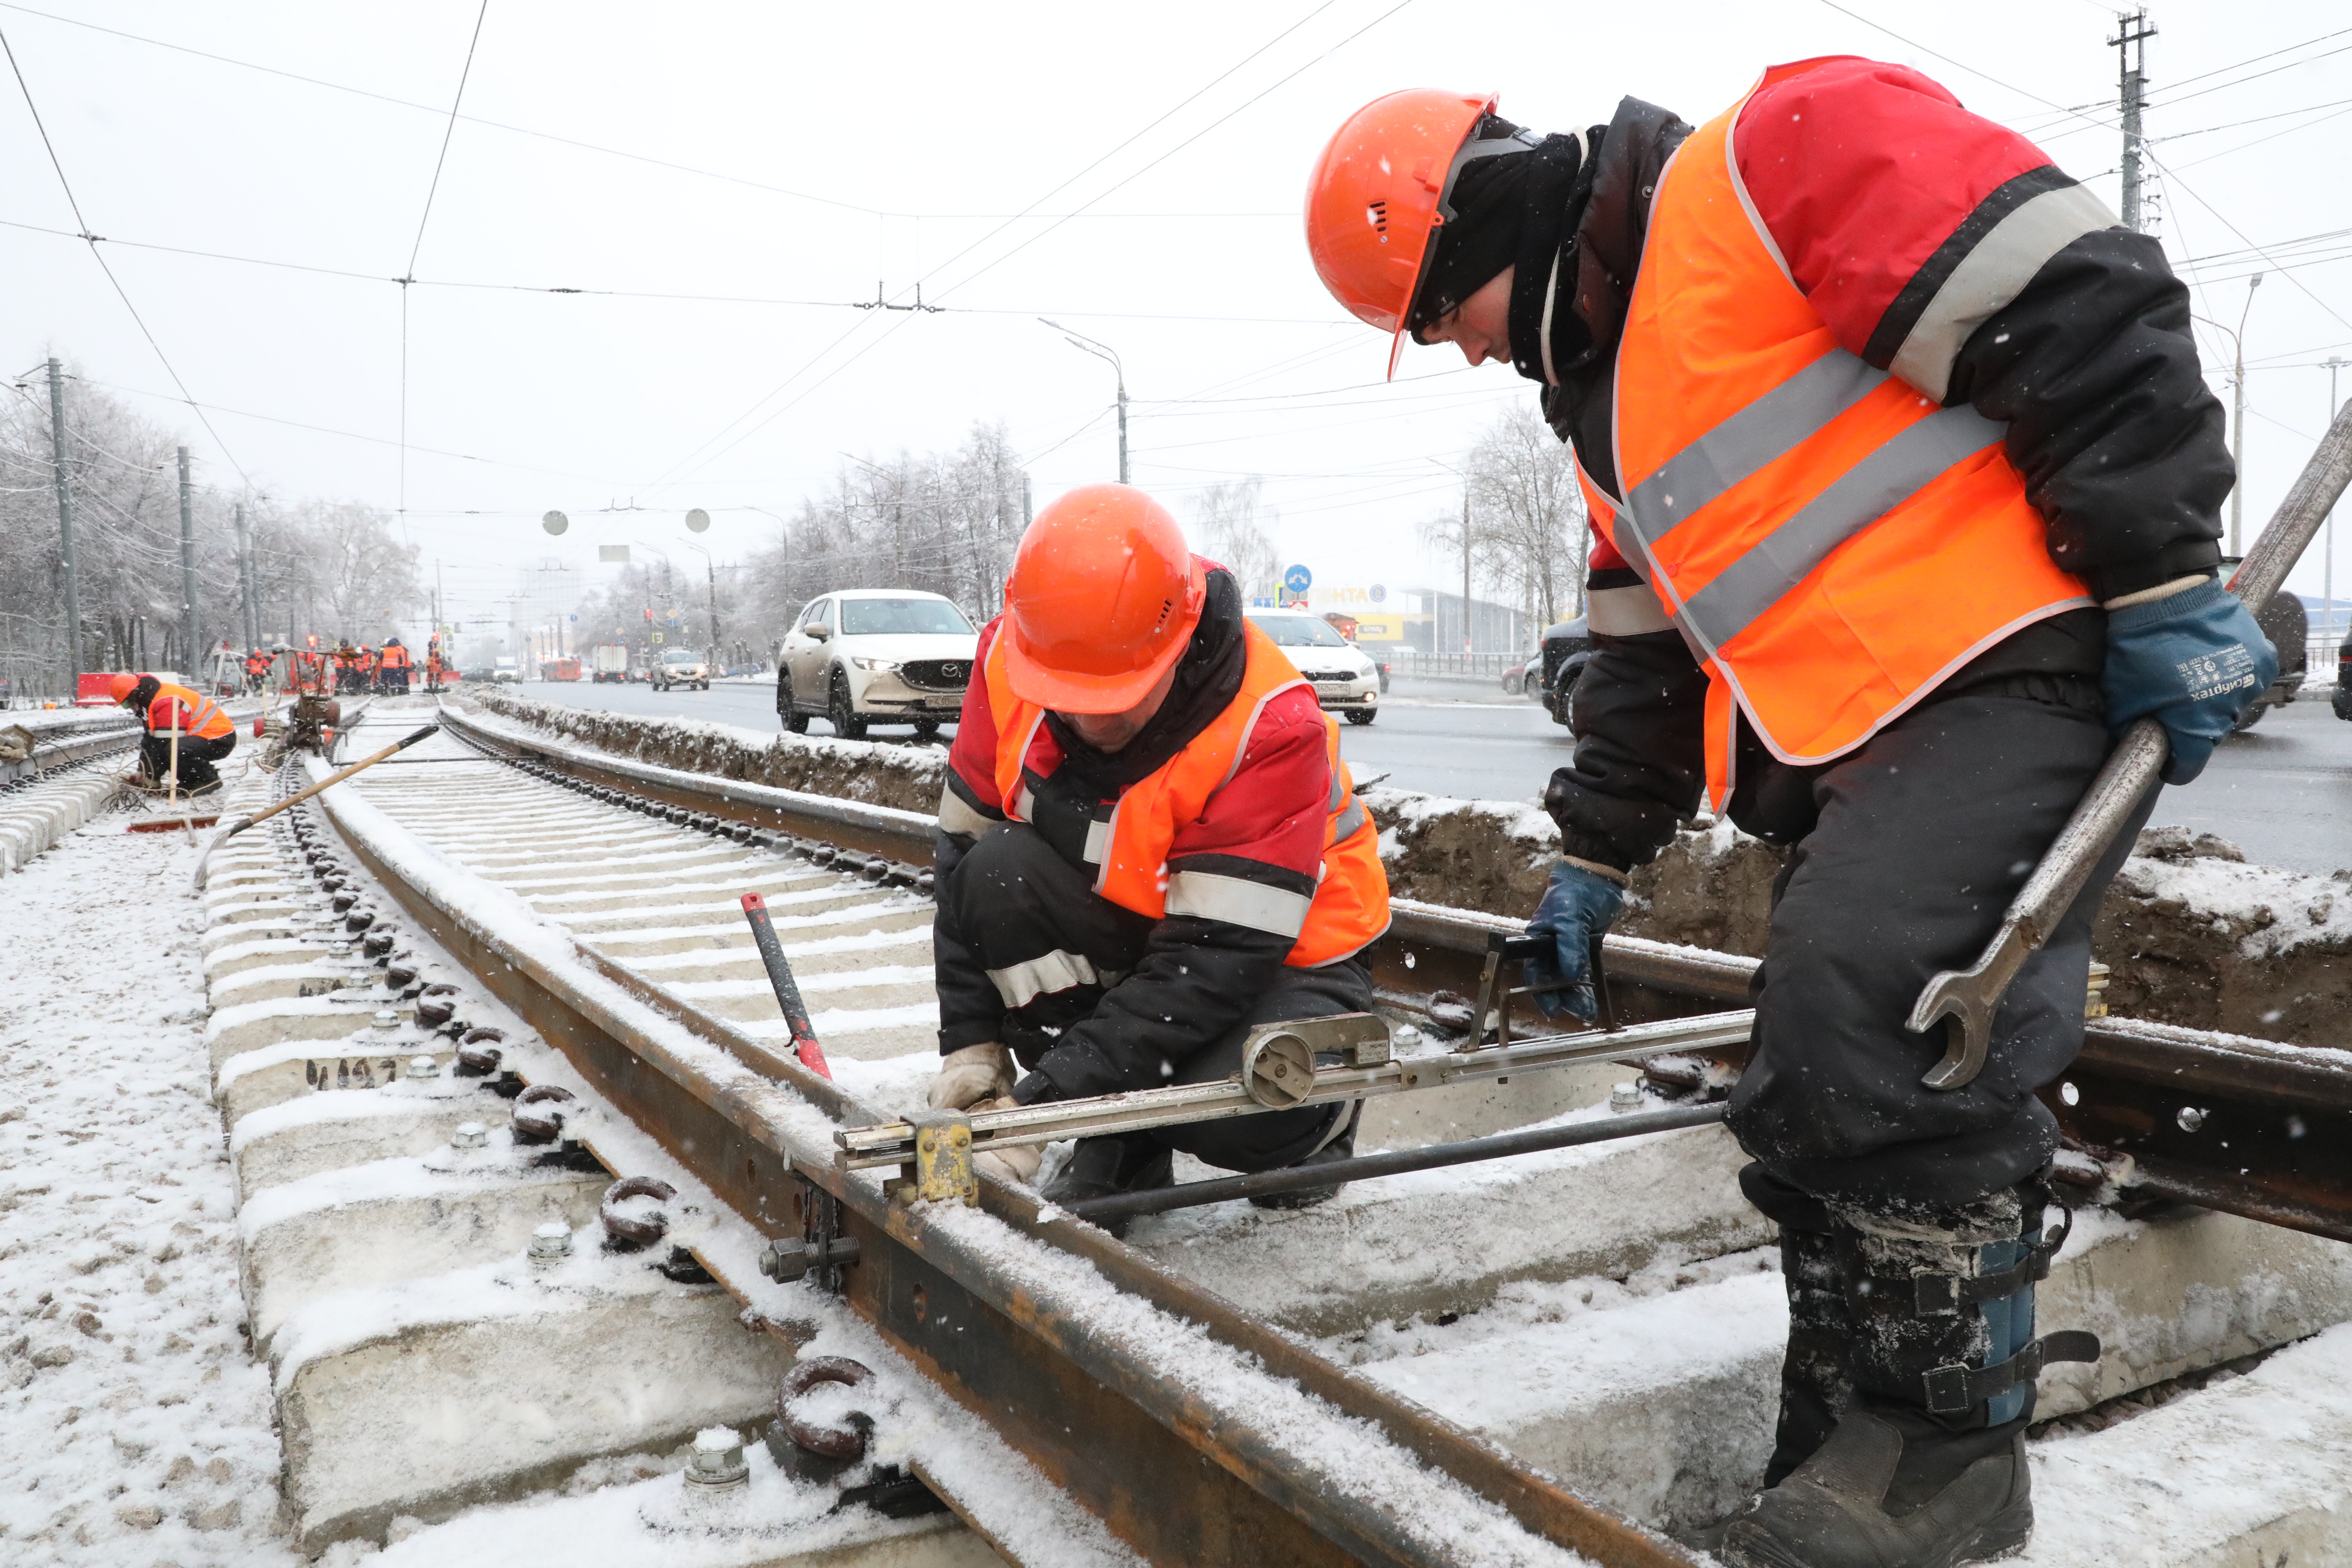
[[1526, 860, 1625, 1022], [2103, 579, 2278, 785]]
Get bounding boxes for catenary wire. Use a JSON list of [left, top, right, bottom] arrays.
[[0, 22, 250, 485]]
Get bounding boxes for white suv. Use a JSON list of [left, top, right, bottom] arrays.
[[1246, 610, 1380, 725], [653, 647, 710, 691], [777, 590, 978, 740]]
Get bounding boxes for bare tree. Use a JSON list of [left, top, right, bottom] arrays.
[[0, 369, 422, 695], [1466, 403, 1587, 626], [1190, 477, 1280, 600], [729, 422, 1031, 656]]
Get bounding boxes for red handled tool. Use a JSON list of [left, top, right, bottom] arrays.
[[741, 892, 834, 1081]]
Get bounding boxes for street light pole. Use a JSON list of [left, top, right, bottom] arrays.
[[2231, 273, 2262, 554], [1041, 319, 1128, 485], [2328, 356, 2350, 644], [679, 540, 721, 670], [44, 359, 81, 688]]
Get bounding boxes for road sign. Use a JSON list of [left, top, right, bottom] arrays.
[[1369, 583, 1387, 604], [651, 632, 664, 645], [1282, 564, 1312, 595], [542, 511, 569, 536]]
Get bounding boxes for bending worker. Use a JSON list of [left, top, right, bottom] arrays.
[[929, 484, 1388, 1218], [1306, 57, 2272, 1568], [113, 672, 236, 796]]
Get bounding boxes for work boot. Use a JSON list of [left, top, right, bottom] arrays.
[[1720, 1181, 2096, 1568], [1248, 1122, 1355, 1211], [1739, 1165, 1856, 1487], [185, 777, 224, 798], [1042, 1132, 1171, 1238]]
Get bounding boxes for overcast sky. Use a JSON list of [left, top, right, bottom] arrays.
[[6, 0, 2350, 635]]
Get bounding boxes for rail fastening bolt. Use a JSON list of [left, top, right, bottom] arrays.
[[528, 1223, 573, 1264], [406, 1055, 438, 1080], [370, 1010, 400, 1032], [1609, 1082, 1642, 1114], [452, 1122, 488, 1150], [683, 1427, 750, 1492]]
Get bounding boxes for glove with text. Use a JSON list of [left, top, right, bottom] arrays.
[[2103, 579, 2278, 786], [1525, 860, 1625, 1023]]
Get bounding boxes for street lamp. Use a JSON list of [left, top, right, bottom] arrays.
[[2198, 272, 2263, 554], [1041, 319, 1128, 485], [678, 537, 722, 673]]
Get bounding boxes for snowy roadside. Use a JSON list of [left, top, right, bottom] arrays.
[[0, 808, 299, 1566]]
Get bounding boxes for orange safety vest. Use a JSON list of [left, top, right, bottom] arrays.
[[1581, 61, 2092, 808], [381, 644, 410, 670], [148, 681, 232, 740], [983, 621, 1389, 967]]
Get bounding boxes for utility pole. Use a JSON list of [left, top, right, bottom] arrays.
[[178, 447, 200, 677], [2111, 8, 2157, 232], [45, 359, 81, 688], [1043, 320, 1129, 485], [1460, 486, 1474, 655], [234, 504, 257, 651], [2327, 357, 2350, 643], [2230, 274, 2262, 554]]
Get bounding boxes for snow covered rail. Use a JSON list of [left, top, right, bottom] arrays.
[[0, 718, 140, 873], [436, 698, 2352, 1250], [186, 698, 2352, 1565], [281, 708, 1708, 1567]]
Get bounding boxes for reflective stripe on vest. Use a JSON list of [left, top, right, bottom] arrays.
[[1605, 64, 2092, 806], [152, 682, 230, 739], [982, 621, 1389, 967]]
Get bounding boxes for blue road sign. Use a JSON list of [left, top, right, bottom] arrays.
[[1282, 563, 1312, 595], [1369, 583, 1387, 604]]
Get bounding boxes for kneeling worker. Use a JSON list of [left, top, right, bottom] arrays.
[[929, 483, 1388, 1214], [113, 672, 236, 796]]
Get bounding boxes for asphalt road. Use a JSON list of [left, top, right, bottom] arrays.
[[2145, 693, 2352, 877], [511, 675, 2351, 876]]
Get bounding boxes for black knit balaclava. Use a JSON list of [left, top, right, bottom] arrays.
[[1404, 113, 1605, 389]]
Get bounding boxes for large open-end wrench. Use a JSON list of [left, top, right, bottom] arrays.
[[1911, 399, 2352, 1091]]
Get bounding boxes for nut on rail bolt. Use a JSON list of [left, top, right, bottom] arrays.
[[902, 1109, 976, 1207]]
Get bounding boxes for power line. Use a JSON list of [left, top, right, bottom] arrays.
[[0, 213, 1353, 324], [0, 22, 250, 485], [2143, 147, 2352, 334], [399, 0, 491, 532], [653, 0, 1422, 493]]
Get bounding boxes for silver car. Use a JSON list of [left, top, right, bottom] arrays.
[[777, 590, 978, 741]]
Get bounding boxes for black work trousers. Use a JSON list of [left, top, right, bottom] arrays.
[[937, 822, 1365, 1173], [140, 731, 236, 790], [1722, 688, 2154, 1211]]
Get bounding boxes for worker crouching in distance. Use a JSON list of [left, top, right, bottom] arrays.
[[929, 484, 1389, 1224], [113, 672, 236, 796], [1307, 57, 2273, 1568]]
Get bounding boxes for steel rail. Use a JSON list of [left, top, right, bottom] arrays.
[[304, 740, 1705, 1568], [426, 698, 2352, 1241], [1064, 1102, 1734, 1223], [839, 1010, 1756, 1167]]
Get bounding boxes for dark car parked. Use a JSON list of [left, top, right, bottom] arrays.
[[2220, 568, 2308, 731], [1536, 616, 1592, 727]]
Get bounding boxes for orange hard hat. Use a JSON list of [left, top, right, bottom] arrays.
[[1305, 89, 1498, 379], [1003, 484, 1206, 714], [109, 672, 139, 703]]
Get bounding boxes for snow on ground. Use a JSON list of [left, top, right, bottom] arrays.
[[0, 809, 299, 1566]]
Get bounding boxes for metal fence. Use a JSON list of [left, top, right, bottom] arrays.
[[1383, 650, 1527, 681]]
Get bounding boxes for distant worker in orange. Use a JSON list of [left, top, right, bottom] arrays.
[[112, 672, 236, 796], [379, 637, 412, 695], [242, 646, 273, 694]]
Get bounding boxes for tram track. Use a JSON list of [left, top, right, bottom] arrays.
[[194, 696, 2352, 1565]]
